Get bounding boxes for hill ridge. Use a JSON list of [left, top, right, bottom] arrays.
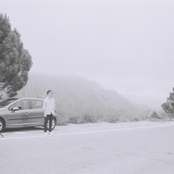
[[17, 73, 150, 124]]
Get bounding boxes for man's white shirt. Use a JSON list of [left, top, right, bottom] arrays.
[[43, 97, 55, 116]]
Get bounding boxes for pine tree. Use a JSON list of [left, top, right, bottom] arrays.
[[0, 14, 32, 99], [161, 87, 174, 117]]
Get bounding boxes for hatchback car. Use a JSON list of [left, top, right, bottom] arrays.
[[0, 97, 58, 132]]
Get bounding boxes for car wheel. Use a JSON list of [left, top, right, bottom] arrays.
[[0, 118, 5, 132], [51, 117, 56, 130], [47, 117, 56, 130]]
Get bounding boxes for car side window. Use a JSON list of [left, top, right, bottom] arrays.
[[31, 100, 43, 109], [9, 100, 29, 111]]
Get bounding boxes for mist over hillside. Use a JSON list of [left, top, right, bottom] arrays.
[[17, 73, 150, 124]]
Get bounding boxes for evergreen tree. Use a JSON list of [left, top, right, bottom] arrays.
[[0, 14, 32, 99], [161, 87, 174, 117]]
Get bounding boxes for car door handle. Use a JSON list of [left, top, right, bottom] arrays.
[[26, 112, 29, 115]]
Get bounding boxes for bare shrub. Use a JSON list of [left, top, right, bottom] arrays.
[[82, 114, 97, 123]]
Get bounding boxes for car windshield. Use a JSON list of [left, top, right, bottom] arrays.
[[0, 98, 18, 108]]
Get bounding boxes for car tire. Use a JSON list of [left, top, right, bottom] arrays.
[[0, 118, 5, 132], [51, 117, 56, 130]]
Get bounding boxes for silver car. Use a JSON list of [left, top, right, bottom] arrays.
[[0, 97, 58, 132]]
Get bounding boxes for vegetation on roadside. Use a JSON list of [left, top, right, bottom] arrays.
[[16, 73, 170, 125]]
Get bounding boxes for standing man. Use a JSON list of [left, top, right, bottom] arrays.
[[43, 90, 56, 135]]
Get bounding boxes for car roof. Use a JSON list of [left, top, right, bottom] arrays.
[[1, 97, 43, 101], [1, 97, 41, 108], [6, 97, 43, 106], [16, 97, 43, 101]]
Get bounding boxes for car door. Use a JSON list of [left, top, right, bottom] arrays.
[[7, 99, 30, 128], [27, 99, 44, 126]]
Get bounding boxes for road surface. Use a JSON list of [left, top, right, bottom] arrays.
[[0, 121, 174, 174]]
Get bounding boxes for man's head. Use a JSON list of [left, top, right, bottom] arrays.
[[47, 90, 53, 95]]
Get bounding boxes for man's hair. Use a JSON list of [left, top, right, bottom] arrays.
[[47, 90, 52, 95]]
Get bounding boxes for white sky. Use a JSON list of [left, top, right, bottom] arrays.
[[1, 0, 174, 109]]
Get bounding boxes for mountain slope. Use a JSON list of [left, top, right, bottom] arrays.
[[17, 73, 150, 124]]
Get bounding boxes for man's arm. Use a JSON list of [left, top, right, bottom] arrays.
[[43, 99, 46, 117]]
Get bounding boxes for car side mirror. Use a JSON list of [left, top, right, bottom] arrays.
[[11, 107, 20, 112]]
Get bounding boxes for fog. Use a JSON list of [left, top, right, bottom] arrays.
[[1, 0, 174, 109]]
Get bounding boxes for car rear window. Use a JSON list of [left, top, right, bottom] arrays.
[[31, 100, 43, 109]]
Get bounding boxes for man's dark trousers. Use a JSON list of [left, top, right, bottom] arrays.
[[44, 114, 53, 132]]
